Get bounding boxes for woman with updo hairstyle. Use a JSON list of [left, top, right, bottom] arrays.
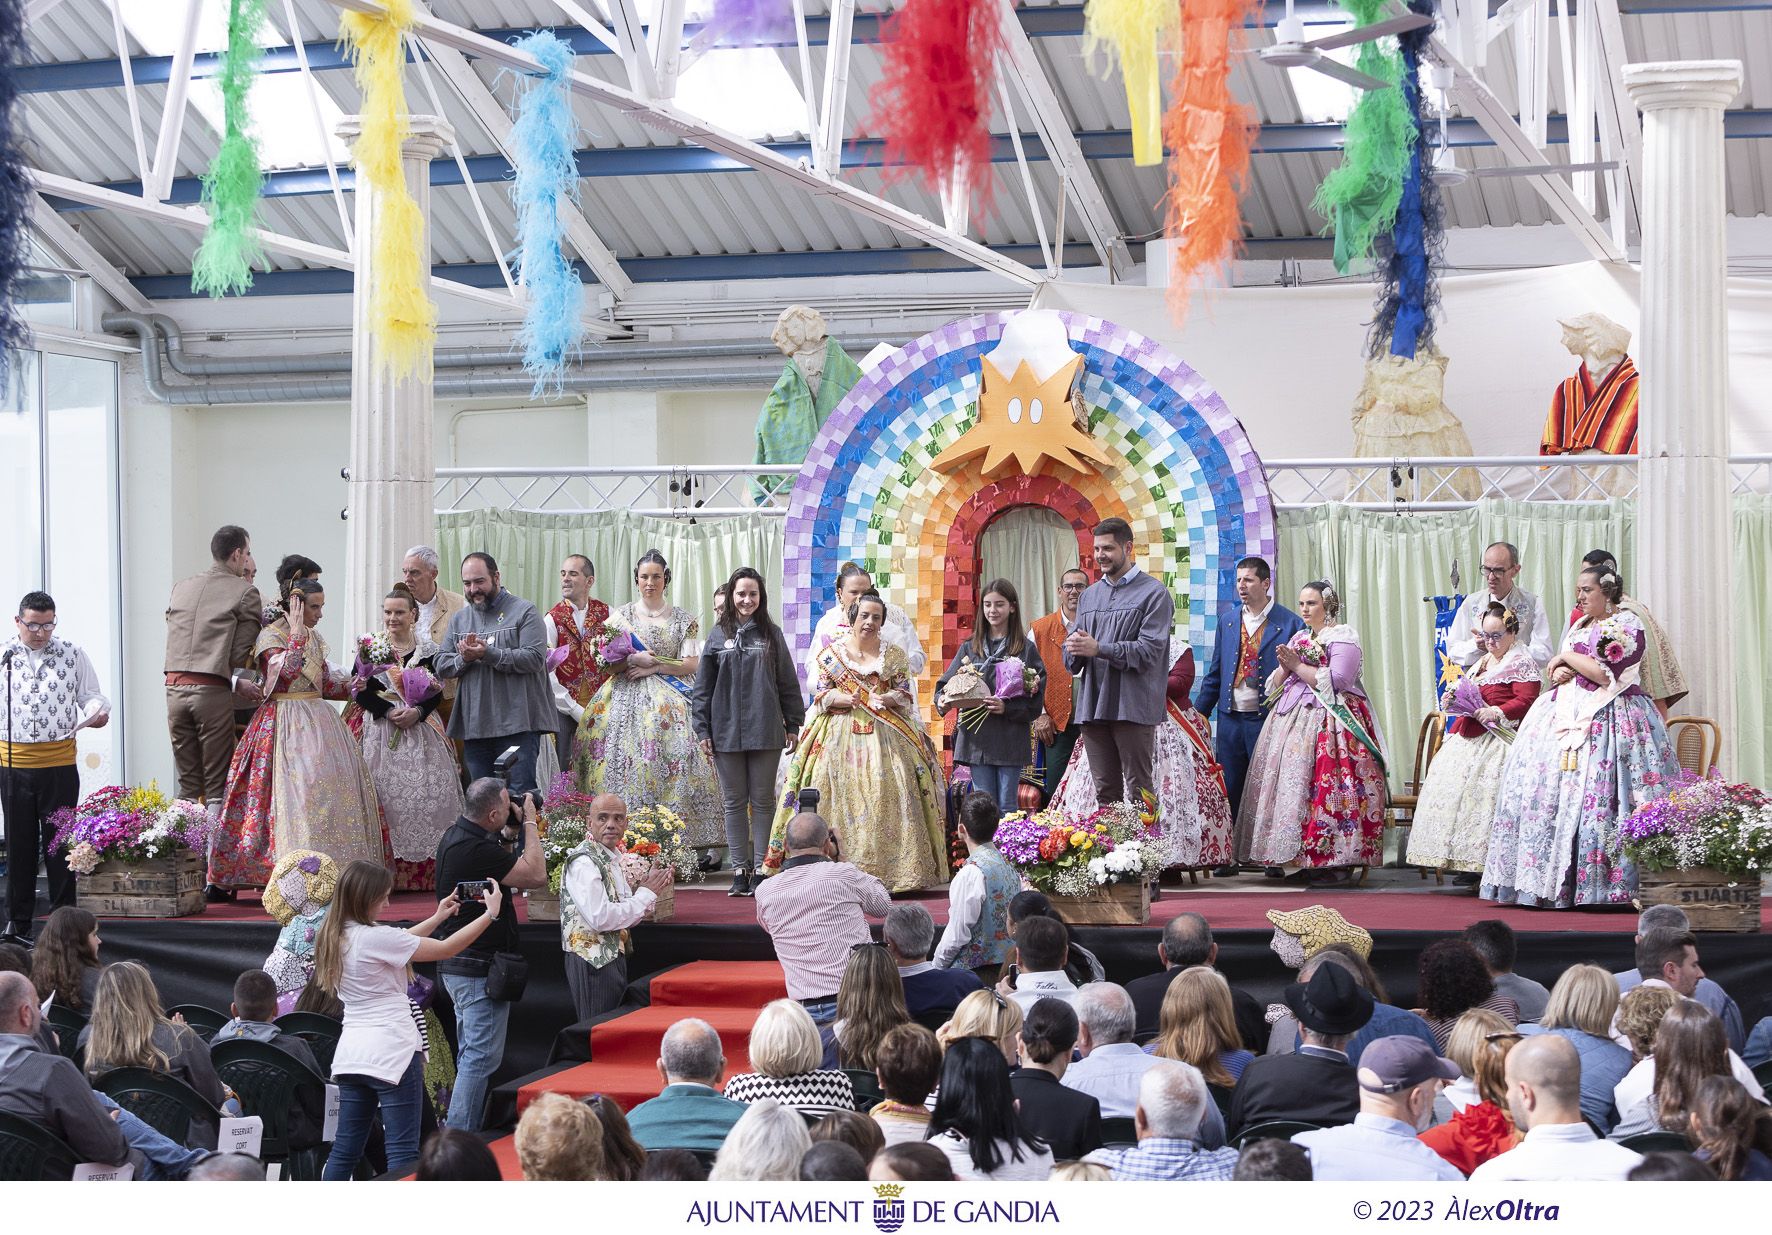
[[344, 583, 462, 890], [1411, 600, 1543, 880], [764, 588, 949, 890], [1236, 578, 1388, 879], [1480, 562, 1677, 909], [806, 561, 931, 705], [573, 548, 724, 854]]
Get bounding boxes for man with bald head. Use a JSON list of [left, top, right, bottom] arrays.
[[1468, 1035, 1643, 1181], [753, 812, 890, 1025], [560, 792, 673, 1019]]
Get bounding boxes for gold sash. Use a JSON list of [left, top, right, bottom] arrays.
[[0, 738, 76, 767], [816, 646, 938, 762]]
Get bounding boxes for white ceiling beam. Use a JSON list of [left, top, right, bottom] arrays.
[[1586, 0, 1644, 245], [418, 35, 635, 298], [549, 0, 624, 55], [108, 0, 152, 182], [814, 0, 856, 177], [25, 0, 75, 20], [1485, 0, 1539, 43], [992, 0, 1132, 279], [605, 0, 662, 99], [146, 0, 203, 202], [651, 0, 688, 101], [1427, 36, 1623, 262], [319, 0, 1044, 287], [279, 0, 355, 249], [27, 193, 153, 314]]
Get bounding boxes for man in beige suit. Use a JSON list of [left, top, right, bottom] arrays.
[[402, 545, 467, 721], [164, 525, 263, 816]]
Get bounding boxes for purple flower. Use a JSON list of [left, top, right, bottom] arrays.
[[298, 855, 322, 874]]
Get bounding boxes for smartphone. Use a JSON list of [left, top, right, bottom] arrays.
[[1004, 964, 1019, 990], [455, 880, 492, 902]]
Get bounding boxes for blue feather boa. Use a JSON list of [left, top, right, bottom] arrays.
[[507, 32, 586, 396], [1368, 0, 1444, 361]]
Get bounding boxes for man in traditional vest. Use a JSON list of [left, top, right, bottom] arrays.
[[931, 792, 1022, 982], [541, 553, 611, 771], [560, 793, 671, 1020], [3, 592, 109, 944]]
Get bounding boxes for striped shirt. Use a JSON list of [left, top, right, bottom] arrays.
[[1088, 1138, 1239, 1181]]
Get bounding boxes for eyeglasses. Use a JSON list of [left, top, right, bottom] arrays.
[[16, 620, 55, 633], [1483, 1031, 1524, 1043], [1477, 632, 1506, 643], [1480, 566, 1511, 576], [1059, 582, 1087, 591]]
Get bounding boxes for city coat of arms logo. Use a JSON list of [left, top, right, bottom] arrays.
[[872, 1183, 906, 1233]]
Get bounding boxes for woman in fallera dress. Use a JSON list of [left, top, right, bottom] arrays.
[[807, 561, 930, 706], [346, 585, 463, 892], [764, 590, 948, 892], [1409, 602, 1541, 880], [1481, 565, 1677, 908], [209, 578, 386, 890], [572, 550, 724, 852], [1236, 580, 1388, 879]]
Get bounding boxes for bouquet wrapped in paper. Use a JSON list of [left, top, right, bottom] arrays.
[[1263, 630, 1326, 708], [938, 665, 996, 732], [373, 664, 443, 750], [594, 629, 683, 673], [1443, 675, 1515, 744], [994, 657, 1040, 700], [356, 630, 395, 677]]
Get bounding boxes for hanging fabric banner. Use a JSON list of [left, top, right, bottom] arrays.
[[1162, 0, 1261, 312], [506, 32, 584, 396], [192, 0, 270, 297], [1310, 0, 1409, 274], [869, 0, 1003, 211], [340, 0, 436, 379], [0, 0, 30, 373], [1371, 0, 1443, 360], [1431, 592, 1465, 714], [1083, 0, 1179, 167]]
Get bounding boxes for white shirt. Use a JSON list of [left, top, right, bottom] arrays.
[[1610, 1048, 1766, 1138], [329, 924, 423, 1085], [1293, 1113, 1466, 1182], [929, 1129, 1055, 1182], [1006, 970, 1078, 1016], [561, 842, 657, 947], [932, 861, 985, 970], [542, 604, 593, 722], [1231, 599, 1277, 713], [1468, 1122, 1642, 1181], [1446, 585, 1553, 670], [807, 602, 928, 701], [416, 592, 442, 643]]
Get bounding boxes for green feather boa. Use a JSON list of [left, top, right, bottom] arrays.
[[192, 0, 269, 297], [1310, 0, 1415, 273]]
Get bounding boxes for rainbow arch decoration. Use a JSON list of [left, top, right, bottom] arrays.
[[781, 311, 1278, 707]]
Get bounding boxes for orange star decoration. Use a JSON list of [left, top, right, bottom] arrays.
[[931, 351, 1112, 479]]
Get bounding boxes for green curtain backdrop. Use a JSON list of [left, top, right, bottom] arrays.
[[980, 505, 1084, 627], [436, 509, 785, 638]]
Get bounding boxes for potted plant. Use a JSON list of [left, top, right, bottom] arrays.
[[1622, 771, 1771, 932], [52, 784, 212, 918], [992, 799, 1161, 924]]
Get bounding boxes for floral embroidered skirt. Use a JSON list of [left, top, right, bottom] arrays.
[[1235, 696, 1387, 869], [1480, 692, 1676, 908], [352, 711, 462, 893], [572, 676, 724, 848], [1408, 731, 1510, 874]]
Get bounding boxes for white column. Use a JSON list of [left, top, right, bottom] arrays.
[[336, 115, 453, 640], [1623, 61, 1741, 770]]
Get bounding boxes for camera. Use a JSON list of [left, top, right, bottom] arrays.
[[455, 879, 492, 903], [490, 744, 537, 830], [796, 786, 821, 812]]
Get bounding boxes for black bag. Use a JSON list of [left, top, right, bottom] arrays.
[[485, 951, 529, 1002]]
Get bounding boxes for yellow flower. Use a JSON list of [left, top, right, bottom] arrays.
[[1069, 831, 1086, 845], [1080, 837, 1094, 850]]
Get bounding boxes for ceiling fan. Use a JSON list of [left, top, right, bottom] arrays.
[[1256, 0, 1436, 92]]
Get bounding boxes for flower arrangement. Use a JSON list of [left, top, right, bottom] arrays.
[[594, 629, 682, 674], [993, 800, 1162, 898], [1620, 772, 1772, 877], [1264, 630, 1325, 706], [1585, 615, 1634, 668], [51, 783, 212, 872], [1443, 675, 1516, 744], [623, 804, 701, 884], [539, 773, 594, 894], [357, 630, 395, 669]]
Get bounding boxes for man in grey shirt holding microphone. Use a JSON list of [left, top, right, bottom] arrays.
[[1063, 518, 1174, 813]]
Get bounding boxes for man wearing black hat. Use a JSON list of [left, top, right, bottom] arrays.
[[1227, 964, 1373, 1137], [1292, 1037, 1465, 1181]]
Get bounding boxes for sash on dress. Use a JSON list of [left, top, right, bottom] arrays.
[[815, 645, 938, 763]]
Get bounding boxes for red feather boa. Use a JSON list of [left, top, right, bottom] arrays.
[[869, 0, 1003, 211]]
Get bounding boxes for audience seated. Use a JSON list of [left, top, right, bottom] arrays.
[[516, 1091, 606, 1180], [625, 1018, 747, 1152], [754, 812, 889, 1026], [1231, 963, 1372, 1136], [1627, 1151, 1716, 1181], [1747, 1017, 1772, 1070], [999, 891, 1105, 988], [213, 968, 325, 1149], [0, 944, 57, 1054], [1265, 945, 1438, 1061], [80, 960, 231, 1148], [883, 903, 981, 1019], [927, 1036, 1054, 1181], [937, 988, 1023, 1064], [1462, 920, 1549, 1023], [186, 1153, 264, 1180], [1468, 1036, 1643, 1181], [1085, 1061, 1240, 1181], [1517, 963, 1633, 1132], [1418, 1010, 1521, 1174], [1686, 1075, 1772, 1181], [1125, 912, 1265, 1049], [1010, 996, 1103, 1160], [810, 1108, 886, 1164], [415, 1128, 503, 1181], [1615, 907, 1745, 1052], [1616, 984, 1680, 1062], [710, 1098, 811, 1181], [830, 942, 910, 1070], [1000, 916, 1077, 1015], [870, 1140, 957, 1182], [585, 1094, 647, 1180], [29, 907, 103, 1015], [1148, 967, 1253, 1116], [1414, 940, 1520, 1051], [1062, 982, 1225, 1146], [871, 1023, 941, 1145], [639, 1147, 709, 1181], [1292, 1038, 1464, 1181], [801, 1139, 869, 1181], [723, 999, 855, 1117], [1611, 1000, 1768, 1140], [0, 970, 138, 1174], [1234, 1138, 1313, 1181]]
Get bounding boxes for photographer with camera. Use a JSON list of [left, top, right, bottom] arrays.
[[434, 775, 545, 1131], [753, 794, 890, 1027]]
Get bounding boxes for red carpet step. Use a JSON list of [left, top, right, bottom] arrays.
[[648, 961, 788, 1008], [520, 1004, 763, 1113]]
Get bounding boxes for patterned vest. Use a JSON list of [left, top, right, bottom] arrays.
[[549, 599, 611, 706], [3, 638, 85, 745], [959, 845, 1021, 969], [560, 842, 629, 969]]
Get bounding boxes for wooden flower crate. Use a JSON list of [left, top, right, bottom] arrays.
[[1049, 879, 1150, 925], [1636, 867, 1762, 933], [526, 884, 674, 924], [76, 851, 205, 919]]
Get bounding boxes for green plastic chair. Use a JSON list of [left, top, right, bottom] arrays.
[[842, 1067, 885, 1112], [210, 1038, 330, 1180], [274, 1012, 342, 1078], [1099, 1116, 1138, 1147], [0, 1111, 83, 1181], [44, 1003, 87, 1063], [93, 1066, 222, 1147], [1231, 1119, 1324, 1148], [166, 1003, 231, 1042]]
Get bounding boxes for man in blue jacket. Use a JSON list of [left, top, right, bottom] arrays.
[[1194, 557, 1304, 876]]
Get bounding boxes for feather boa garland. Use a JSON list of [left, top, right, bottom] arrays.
[[0, 0, 30, 370], [699, 0, 793, 46], [1369, 0, 1443, 360], [340, 0, 436, 379], [868, 0, 1003, 211], [192, 0, 270, 297], [507, 32, 584, 396], [1310, 0, 1409, 274], [1083, 0, 1179, 167], [1163, 0, 1260, 313]]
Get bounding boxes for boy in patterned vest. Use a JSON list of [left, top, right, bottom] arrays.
[[932, 793, 1021, 982], [561, 793, 671, 1020], [542, 554, 611, 770], [3, 592, 109, 943]]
